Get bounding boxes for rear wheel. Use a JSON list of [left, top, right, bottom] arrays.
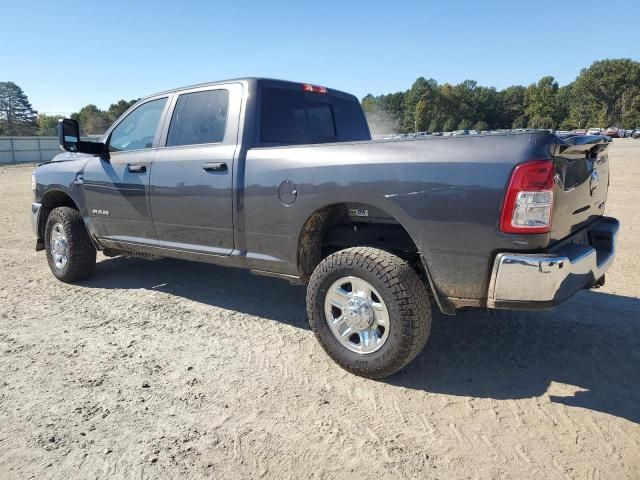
[[45, 207, 96, 282], [307, 247, 431, 378]]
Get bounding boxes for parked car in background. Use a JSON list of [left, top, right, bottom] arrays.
[[632, 129, 640, 139], [572, 129, 587, 135], [605, 127, 620, 138], [587, 128, 603, 135], [451, 129, 469, 136]]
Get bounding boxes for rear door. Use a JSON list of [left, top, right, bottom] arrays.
[[149, 83, 242, 255], [83, 96, 170, 242]]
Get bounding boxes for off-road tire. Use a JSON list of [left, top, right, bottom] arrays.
[[307, 247, 431, 378], [45, 207, 96, 282]]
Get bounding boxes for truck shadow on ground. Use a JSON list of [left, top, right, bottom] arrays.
[[83, 256, 640, 424], [389, 292, 640, 424], [82, 256, 310, 329]]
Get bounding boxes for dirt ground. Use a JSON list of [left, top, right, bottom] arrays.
[[1, 140, 639, 480]]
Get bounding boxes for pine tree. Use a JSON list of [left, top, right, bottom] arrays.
[[414, 98, 428, 132], [0, 82, 38, 135]]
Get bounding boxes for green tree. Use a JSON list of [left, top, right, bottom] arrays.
[[379, 92, 405, 122], [361, 94, 378, 114], [0, 82, 38, 135], [452, 80, 478, 126], [458, 119, 472, 130], [474, 121, 489, 131], [512, 115, 528, 129], [528, 115, 554, 129], [555, 85, 572, 128], [401, 77, 438, 132], [362, 61, 640, 135], [559, 118, 576, 130], [72, 104, 110, 135], [473, 86, 501, 127], [428, 118, 440, 132], [569, 59, 640, 128], [36, 114, 59, 136], [436, 83, 457, 132], [414, 98, 429, 131], [500, 85, 526, 128], [362, 93, 402, 134], [442, 118, 456, 132], [525, 76, 559, 126], [107, 99, 138, 123]]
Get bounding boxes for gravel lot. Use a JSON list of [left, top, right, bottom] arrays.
[[1, 139, 639, 479]]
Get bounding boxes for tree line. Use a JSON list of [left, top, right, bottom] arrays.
[[362, 59, 640, 134], [2, 58, 640, 137], [0, 81, 137, 136]]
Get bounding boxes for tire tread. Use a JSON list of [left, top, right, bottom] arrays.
[[307, 247, 431, 378], [45, 207, 96, 282]]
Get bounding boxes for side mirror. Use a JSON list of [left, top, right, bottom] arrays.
[[58, 118, 80, 152], [57, 118, 107, 157]]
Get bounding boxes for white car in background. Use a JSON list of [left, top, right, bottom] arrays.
[[587, 128, 603, 135]]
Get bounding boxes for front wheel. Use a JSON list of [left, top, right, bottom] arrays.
[[307, 247, 432, 378], [45, 207, 96, 282]]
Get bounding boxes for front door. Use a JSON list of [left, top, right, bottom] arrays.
[[83, 96, 169, 243], [149, 84, 241, 255]]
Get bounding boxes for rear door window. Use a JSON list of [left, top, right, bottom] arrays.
[[167, 89, 229, 147]]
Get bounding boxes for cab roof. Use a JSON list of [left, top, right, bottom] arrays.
[[142, 77, 356, 101]]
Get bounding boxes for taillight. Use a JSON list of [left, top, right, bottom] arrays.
[[302, 83, 327, 94], [499, 160, 555, 234]]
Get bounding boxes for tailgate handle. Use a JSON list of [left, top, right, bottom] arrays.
[[127, 164, 146, 173], [203, 162, 228, 172]]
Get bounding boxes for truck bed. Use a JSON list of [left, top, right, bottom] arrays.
[[244, 132, 609, 302]]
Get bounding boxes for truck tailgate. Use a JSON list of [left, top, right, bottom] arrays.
[[551, 135, 611, 242]]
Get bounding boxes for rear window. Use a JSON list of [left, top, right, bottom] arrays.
[[260, 87, 369, 145]]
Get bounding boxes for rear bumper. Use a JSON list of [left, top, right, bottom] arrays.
[[487, 216, 619, 309]]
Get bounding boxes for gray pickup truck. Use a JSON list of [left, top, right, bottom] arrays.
[[32, 78, 619, 378]]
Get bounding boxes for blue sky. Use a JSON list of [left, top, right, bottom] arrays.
[[4, 0, 639, 114]]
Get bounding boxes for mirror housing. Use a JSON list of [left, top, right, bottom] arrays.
[[58, 118, 80, 151], [57, 118, 107, 156]]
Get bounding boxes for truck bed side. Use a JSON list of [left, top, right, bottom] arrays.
[[242, 132, 560, 302]]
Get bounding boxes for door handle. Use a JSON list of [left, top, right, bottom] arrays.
[[127, 164, 146, 173], [203, 162, 228, 172]]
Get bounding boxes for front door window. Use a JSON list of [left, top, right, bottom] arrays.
[[109, 98, 167, 152]]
